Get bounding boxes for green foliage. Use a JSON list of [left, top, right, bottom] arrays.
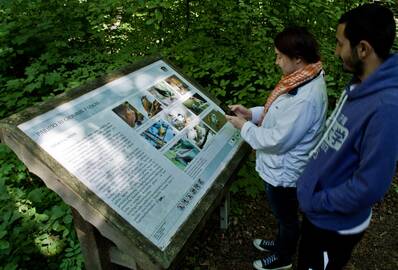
[[0, 0, 393, 267], [393, 183, 398, 194], [0, 145, 83, 270]]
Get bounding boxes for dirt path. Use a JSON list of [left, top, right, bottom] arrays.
[[178, 176, 398, 269]]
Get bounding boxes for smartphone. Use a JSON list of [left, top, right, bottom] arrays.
[[220, 104, 235, 115]]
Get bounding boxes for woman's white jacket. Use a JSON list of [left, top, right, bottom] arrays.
[[241, 73, 327, 187]]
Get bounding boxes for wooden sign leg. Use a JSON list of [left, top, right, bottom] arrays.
[[72, 208, 117, 270], [109, 246, 139, 269], [72, 208, 143, 270], [219, 191, 230, 229]]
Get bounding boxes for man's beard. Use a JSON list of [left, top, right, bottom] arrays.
[[342, 47, 364, 78], [351, 48, 364, 78]]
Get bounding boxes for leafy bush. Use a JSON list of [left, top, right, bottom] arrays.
[[0, 145, 84, 270]]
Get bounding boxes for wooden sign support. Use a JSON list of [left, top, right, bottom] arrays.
[[72, 192, 235, 269]]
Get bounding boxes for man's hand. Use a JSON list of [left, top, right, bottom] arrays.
[[229, 104, 252, 120], [226, 115, 247, 130]]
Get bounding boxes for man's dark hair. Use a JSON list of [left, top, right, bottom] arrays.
[[274, 27, 320, 64], [339, 3, 396, 60]]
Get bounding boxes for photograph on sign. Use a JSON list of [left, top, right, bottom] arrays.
[[185, 121, 216, 149], [112, 101, 147, 128], [165, 105, 194, 131], [148, 80, 178, 106], [165, 75, 190, 95], [203, 110, 227, 132], [141, 119, 177, 150], [18, 60, 242, 250], [123, 91, 163, 120], [183, 93, 209, 115], [164, 138, 200, 170]]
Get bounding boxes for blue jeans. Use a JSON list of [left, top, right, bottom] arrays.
[[265, 182, 299, 261]]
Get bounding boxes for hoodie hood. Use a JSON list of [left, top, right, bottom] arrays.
[[347, 54, 398, 100]]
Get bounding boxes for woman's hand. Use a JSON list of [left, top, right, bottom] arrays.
[[226, 115, 247, 130], [229, 104, 252, 120]]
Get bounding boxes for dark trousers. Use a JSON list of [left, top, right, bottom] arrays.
[[265, 182, 299, 261], [297, 216, 365, 270]]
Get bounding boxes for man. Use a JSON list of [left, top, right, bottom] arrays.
[[296, 4, 398, 270]]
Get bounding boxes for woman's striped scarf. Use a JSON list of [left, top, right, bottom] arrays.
[[258, 61, 323, 126]]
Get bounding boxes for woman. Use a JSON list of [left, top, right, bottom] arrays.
[[226, 27, 327, 270]]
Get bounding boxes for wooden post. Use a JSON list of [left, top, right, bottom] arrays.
[[72, 208, 117, 270], [219, 191, 230, 229], [72, 208, 145, 270], [109, 246, 138, 269]]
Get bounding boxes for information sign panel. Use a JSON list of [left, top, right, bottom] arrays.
[[17, 59, 243, 250]]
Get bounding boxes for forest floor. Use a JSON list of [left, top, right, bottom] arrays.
[[177, 175, 398, 270]]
